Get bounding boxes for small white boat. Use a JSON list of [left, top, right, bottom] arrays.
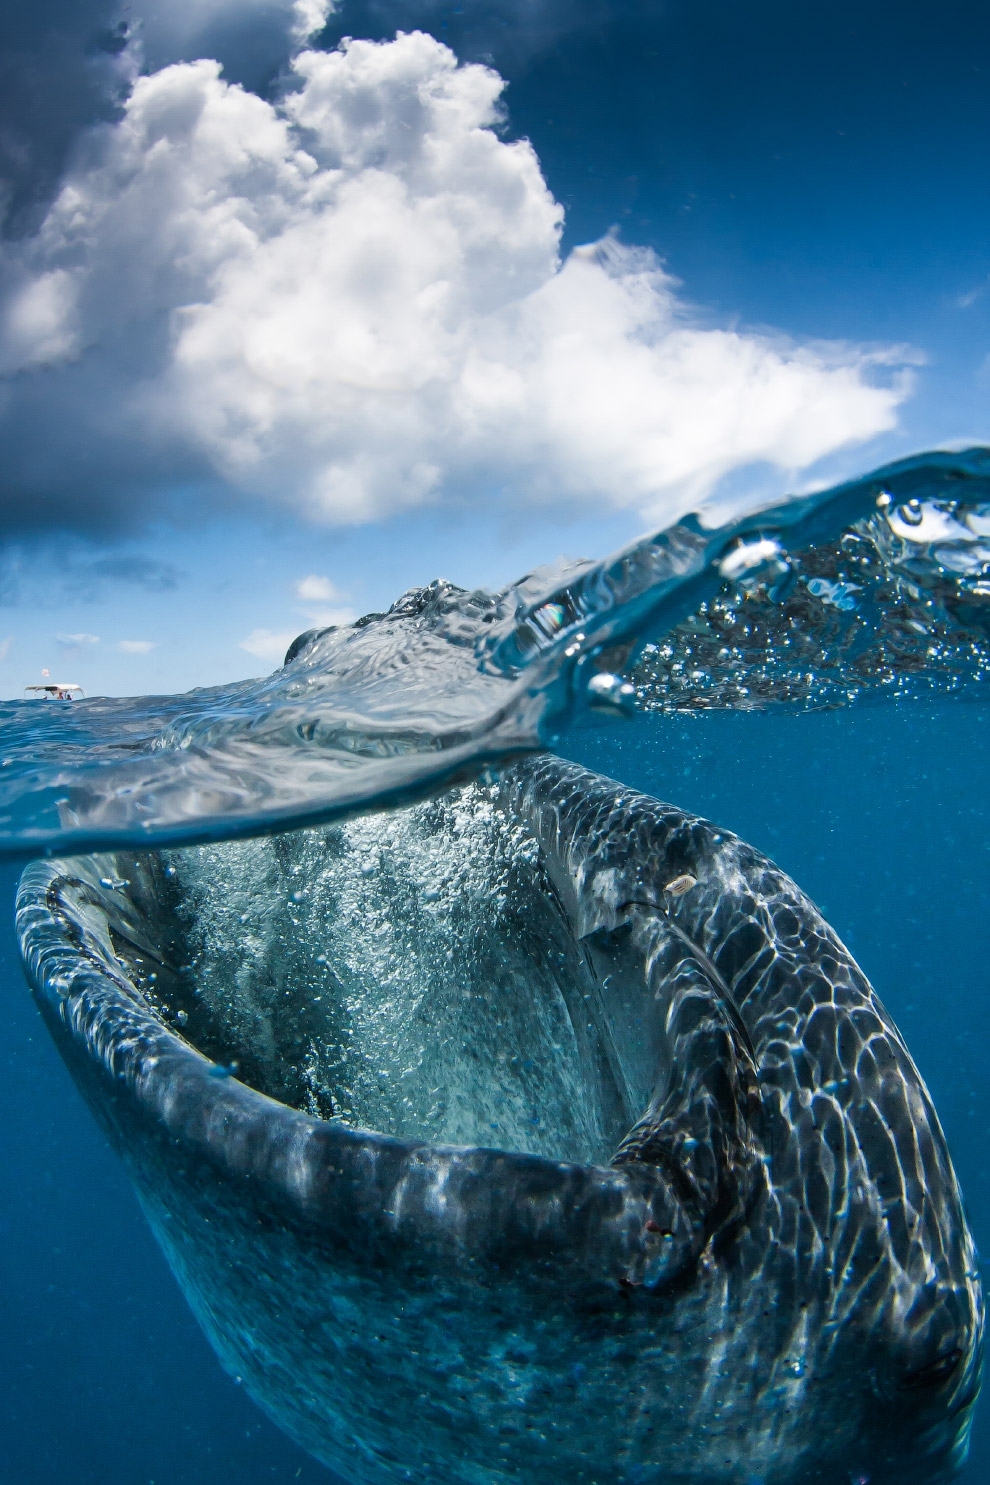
[[25, 683, 84, 701]]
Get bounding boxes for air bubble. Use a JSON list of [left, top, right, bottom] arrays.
[[718, 536, 784, 581], [586, 672, 636, 715]]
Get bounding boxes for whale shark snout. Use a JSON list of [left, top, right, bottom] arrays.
[[16, 755, 982, 1484]]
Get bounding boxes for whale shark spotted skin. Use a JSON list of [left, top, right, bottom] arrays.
[[16, 755, 983, 1485]]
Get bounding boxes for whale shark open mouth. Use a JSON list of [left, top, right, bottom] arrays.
[[62, 779, 642, 1167]]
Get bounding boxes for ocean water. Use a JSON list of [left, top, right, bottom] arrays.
[[1, 449, 988, 1483]]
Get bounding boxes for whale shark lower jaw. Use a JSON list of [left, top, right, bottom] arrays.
[[16, 755, 983, 1485]]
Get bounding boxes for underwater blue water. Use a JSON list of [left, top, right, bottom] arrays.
[[1, 450, 988, 1481], [2, 701, 986, 1481]]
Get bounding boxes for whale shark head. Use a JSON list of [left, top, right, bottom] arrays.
[[17, 755, 982, 1485]]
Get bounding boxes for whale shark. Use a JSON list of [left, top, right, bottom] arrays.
[[16, 753, 983, 1485]]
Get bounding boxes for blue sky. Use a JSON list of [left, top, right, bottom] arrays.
[[0, 0, 986, 696]]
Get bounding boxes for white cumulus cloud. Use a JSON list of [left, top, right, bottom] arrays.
[[117, 639, 157, 653], [0, 31, 911, 533], [240, 627, 301, 660], [294, 572, 356, 626], [295, 573, 343, 602]]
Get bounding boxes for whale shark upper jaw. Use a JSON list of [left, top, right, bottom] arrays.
[[16, 755, 983, 1485]]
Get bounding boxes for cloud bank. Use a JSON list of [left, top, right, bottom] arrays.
[[0, 0, 331, 235], [0, 30, 909, 533]]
